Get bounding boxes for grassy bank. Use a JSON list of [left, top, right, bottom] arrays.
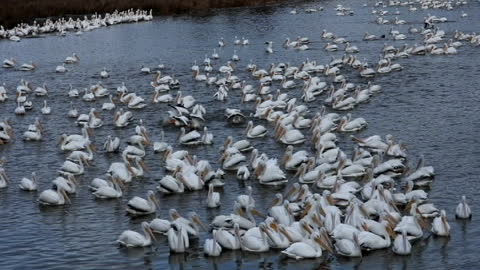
[[0, 0, 285, 28]]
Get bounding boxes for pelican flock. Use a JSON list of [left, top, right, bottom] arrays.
[[0, 0, 477, 266]]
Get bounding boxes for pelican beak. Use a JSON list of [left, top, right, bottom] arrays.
[[316, 235, 334, 253], [140, 160, 150, 172], [327, 195, 335, 206], [193, 216, 208, 231], [298, 203, 312, 219], [1, 171, 10, 183], [147, 227, 157, 241], [251, 208, 267, 218], [312, 213, 324, 227], [61, 189, 71, 204], [153, 196, 161, 209], [279, 227, 294, 243], [86, 127, 93, 137], [6, 128, 14, 138], [69, 175, 78, 186], [386, 224, 396, 238], [302, 223, 314, 235]]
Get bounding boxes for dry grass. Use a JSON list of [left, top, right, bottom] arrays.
[[0, 0, 284, 28]]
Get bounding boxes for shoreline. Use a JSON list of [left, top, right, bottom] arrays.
[[0, 0, 290, 28]]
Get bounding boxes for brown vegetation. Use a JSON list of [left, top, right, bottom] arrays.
[[0, 0, 285, 28]]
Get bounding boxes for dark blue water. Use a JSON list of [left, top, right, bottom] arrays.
[[1, 0, 479, 269]]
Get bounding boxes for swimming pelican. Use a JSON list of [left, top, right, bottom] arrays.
[[206, 184, 220, 208], [335, 233, 362, 257], [204, 238, 222, 256], [2, 58, 16, 68], [38, 186, 70, 206], [55, 64, 67, 73], [93, 177, 123, 199], [41, 100, 51, 115], [431, 210, 450, 236], [19, 62, 36, 71], [245, 121, 267, 138], [126, 190, 160, 216], [392, 229, 411, 255], [281, 232, 328, 259], [265, 41, 274, 53], [34, 83, 48, 96], [237, 165, 250, 180], [167, 223, 189, 253], [214, 223, 241, 250], [19, 172, 38, 191], [64, 53, 80, 64], [239, 223, 270, 252], [117, 222, 156, 247], [0, 168, 9, 188], [102, 95, 116, 111], [100, 67, 109, 78], [455, 195, 472, 219]]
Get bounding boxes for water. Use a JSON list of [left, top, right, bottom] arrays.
[[1, 0, 479, 269]]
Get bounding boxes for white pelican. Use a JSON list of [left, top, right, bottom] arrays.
[[102, 95, 116, 111], [14, 102, 26, 115], [93, 177, 123, 199], [34, 83, 48, 96], [239, 223, 270, 252], [245, 121, 267, 138], [117, 222, 156, 247], [100, 67, 109, 78], [335, 233, 362, 257], [38, 186, 70, 205], [64, 53, 80, 64], [114, 109, 133, 127], [337, 114, 367, 132], [140, 65, 151, 74], [281, 232, 327, 259], [168, 223, 189, 253], [53, 175, 77, 194], [392, 229, 411, 255], [0, 168, 9, 188], [276, 125, 305, 145], [206, 184, 220, 208], [19, 62, 36, 71], [179, 127, 202, 145], [68, 85, 79, 98], [204, 238, 222, 256], [55, 64, 67, 73], [153, 131, 169, 153], [201, 127, 213, 145], [218, 37, 226, 47], [157, 175, 184, 194], [19, 172, 38, 191], [455, 195, 472, 219], [23, 125, 42, 141], [126, 191, 160, 216], [104, 136, 120, 152], [265, 41, 274, 53], [253, 160, 287, 186], [237, 165, 250, 181], [2, 58, 16, 68], [58, 153, 86, 174], [149, 218, 171, 234], [214, 223, 241, 250], [431, 210, 450, 236], [236, 186, 255, 209], [41, 100, 51, 115]]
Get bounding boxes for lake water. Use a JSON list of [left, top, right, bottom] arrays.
[[1, 0, 479, 269]]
